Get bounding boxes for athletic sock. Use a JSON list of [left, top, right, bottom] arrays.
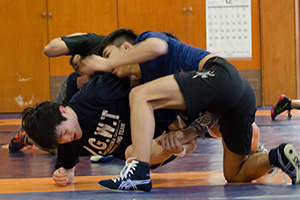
[[268, 143, 289, 167]]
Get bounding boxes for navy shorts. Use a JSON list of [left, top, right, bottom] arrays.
[[174, 57, 256, 155]]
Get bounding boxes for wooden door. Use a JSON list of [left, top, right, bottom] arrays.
[[47, 0, 118, 76], [0, 0, 49, 112], [261, 0, 297, 105], [118, 0, 189, 43], [186, 0, 206, 49]]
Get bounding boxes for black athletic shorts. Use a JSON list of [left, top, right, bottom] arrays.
[[174, 57, 256, 155]]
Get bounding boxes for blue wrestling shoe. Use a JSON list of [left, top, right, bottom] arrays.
[[269, 143, 300, 184], [271, 94, 292, 120], [98, 158, 152, 192]]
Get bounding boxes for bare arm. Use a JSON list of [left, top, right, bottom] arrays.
[[108, 38, 168, 67], [124, 127, 198, 166], [79, 38, 168, 75], [44, 33, 86, 57], [149, 131, 197, 164]]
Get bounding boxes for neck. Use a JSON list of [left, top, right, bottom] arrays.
[[66, 106, 77, 119], [129, 64, 141, 79]]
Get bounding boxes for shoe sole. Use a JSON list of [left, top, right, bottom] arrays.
[[284, 144, 300, 184], [98, 182, 150, 192]]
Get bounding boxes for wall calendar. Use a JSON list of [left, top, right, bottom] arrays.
[[206, 0, 252, 58]]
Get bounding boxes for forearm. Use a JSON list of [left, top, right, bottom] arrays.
[[150, 137, 197, 165], [44, 37, 69, 57], [150, 140, 172, 164], [173, 127, 198, 145], [183, 138, 197, 155], [109, 38, 168, 67]]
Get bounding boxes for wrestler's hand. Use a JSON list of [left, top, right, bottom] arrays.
[[79, 54, 113, 75], [158, 131, 183, 154], [52, 167, 73, 187], [111, 64, 135, 78]]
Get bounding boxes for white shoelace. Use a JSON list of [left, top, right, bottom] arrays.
[[271, 167, 289, 184], [113, 157, 138, 183]]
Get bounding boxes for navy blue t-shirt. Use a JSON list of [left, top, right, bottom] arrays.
[[56, 73, 131, 169], [55, 72, 175, 169], [136, 31, 211, 84]]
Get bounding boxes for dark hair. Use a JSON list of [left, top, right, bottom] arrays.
[[69, 55, 75, 67], [161, 31, 180, 42], [99, 29, 137, 56], [21, 101, 67, 149]]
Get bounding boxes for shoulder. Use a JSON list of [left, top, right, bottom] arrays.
[[136, 31, 168, 43], [87, 32, 105, 39]]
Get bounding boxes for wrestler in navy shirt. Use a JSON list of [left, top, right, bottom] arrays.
[[56, 72, 131, 169], [136, 31, 211, 84], [55, 72, 175, 169]]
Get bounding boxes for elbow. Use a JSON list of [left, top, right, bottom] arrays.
[[156, 41, 168, 56], [149, 38, 168, 57], [44, 45, 54, 57]]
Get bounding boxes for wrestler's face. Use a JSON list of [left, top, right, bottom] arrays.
[[56, 106, 83, 144], [102, 42, 133, 59], [102, 45, 120, 59]]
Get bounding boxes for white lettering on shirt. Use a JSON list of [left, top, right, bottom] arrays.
[[83, 109, 125, 156]]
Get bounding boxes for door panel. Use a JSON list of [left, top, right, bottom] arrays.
[[261, 0, 297, 105], [187, 0, 206, 49], [47, 0, 118, 76], [0, 0, 49, 112], [118, 0, 188, 43]]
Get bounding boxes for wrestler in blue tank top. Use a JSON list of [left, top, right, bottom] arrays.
[[136, 31, 211, 83]]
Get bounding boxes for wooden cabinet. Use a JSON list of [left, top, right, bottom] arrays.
[[260, 0, 298, 105], [0, 0, 117, 112], [0, 0, 49, 112], [47, 0, 118, 76], [117, 0, 209, 48], [118, 0, 189, 43]]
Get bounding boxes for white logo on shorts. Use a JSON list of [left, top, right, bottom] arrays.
[[192, 71, 215, 79]]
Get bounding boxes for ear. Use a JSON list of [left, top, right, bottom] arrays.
[[59, 106, 68, 115], [122, 42, 132, 50]]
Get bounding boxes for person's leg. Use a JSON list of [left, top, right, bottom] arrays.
[[223, 140, 300, 184], [128, 75, 187, 163], [222, 140, 271, 182], [98, 75, 188, 192], [291, 99, 300, 109], [208, 122, 261, 152]]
